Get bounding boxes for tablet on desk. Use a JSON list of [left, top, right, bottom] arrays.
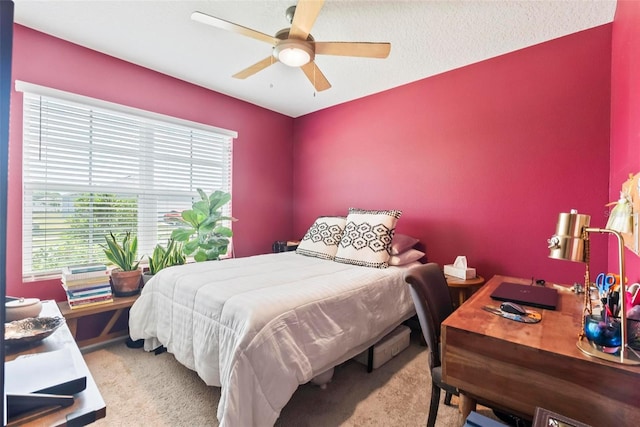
[[490, 282, 559, 310]]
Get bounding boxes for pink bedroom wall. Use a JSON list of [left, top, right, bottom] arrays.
[[610, 1, 640, 284], [7, 25, 294, 300], [292, 25, 612, 286]]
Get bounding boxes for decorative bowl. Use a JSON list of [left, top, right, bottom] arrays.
[[584, 314, 621, 350], [5, 297, 42, 322], [4, 316, 65, 347]]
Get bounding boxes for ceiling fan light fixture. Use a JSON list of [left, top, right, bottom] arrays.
[[274, 40, 314, 67], [279, 48, 310, 67]]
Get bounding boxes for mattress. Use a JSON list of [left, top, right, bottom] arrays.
[[129, 251, 415, 426]]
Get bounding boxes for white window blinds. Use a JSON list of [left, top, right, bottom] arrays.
[[18, 82, 236, 277]]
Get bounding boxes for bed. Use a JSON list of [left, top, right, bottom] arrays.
[[128, 250, 416, 426], [129, 209, 421, 425]]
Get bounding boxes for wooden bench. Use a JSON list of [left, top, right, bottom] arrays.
[[57, 295, 139, 348]]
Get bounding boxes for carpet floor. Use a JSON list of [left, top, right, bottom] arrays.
[[84, 331, 497, 426]]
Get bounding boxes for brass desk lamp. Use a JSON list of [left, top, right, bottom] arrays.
[[548, 209, 640, 365]]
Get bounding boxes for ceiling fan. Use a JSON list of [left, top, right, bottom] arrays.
[[191, 0, 391, 92]]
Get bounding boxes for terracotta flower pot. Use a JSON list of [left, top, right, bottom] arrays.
[[110, 268, 142, 297]]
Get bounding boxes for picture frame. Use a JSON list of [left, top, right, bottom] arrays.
[[533, 407, 591, 427]]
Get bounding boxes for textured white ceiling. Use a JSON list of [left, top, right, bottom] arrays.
[[13, 1, 616, 118]]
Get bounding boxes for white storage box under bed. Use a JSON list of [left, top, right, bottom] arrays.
[[355, 325, 411, 370]]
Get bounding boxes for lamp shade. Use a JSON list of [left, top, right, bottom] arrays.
[[548, 210, 591, 262], [605, 193, 634, 234]]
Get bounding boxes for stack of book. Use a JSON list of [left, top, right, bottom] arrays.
[[61, 264, 113, 309]]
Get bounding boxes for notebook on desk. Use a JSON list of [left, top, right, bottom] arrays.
[[490, 282, 559, 310]]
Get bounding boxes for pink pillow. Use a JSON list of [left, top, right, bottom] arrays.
[[389, 249, 425, 266], [402, 261, 423, 269], [390, 234, 419, 255]]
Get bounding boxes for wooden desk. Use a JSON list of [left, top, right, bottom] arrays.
[[442, 275, 640, 427], [5, 301, 106, 426]]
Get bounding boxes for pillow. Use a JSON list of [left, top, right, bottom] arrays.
[[390, 234, 420, 255], [388, 248, 425, 266], [334, 208, 402, 268], [402, 261, 423, 269], [296, 216, 347, 260]]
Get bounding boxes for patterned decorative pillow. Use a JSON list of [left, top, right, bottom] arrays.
[[296, 216, 347, 260], [334, 208, 402, 268]]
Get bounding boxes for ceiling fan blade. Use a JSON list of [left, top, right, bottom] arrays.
[[289, 0, 325, 40], [300, 62, 331, 92], [233, 56, 277, 79], [314, 42, 391, 58], [191, 11, 278, 45]]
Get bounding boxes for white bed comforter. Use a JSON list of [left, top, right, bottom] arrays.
[[129, 251, 415, 426]]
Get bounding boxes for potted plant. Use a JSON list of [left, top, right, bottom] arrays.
[[171, 189, 235, 262], [103, 231, 143, 296], [142, 238, 186, 284]]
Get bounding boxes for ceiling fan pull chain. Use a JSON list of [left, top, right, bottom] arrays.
[[313, 66, 316, 97]]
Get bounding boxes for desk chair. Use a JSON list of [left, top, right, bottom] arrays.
[[404, 263, 457, 427], [405, 264, 525, 427]]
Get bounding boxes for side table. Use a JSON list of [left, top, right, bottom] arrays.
[[445, 275, 485, 307], [57, 295, 139, 348], [272, 240, 300, 253]]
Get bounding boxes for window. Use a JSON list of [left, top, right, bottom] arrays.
[[18, 81, 236, 278]]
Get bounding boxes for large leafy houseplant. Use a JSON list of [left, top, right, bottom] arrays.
[[171, 189, 234, 262], [103, 231, 143, 296]]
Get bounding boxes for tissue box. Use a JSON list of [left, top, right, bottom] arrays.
[[444, 264, 476, 280]]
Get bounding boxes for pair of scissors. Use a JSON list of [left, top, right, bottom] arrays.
[[595, 272, 616, 298], [482, 306, 542, 323]]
